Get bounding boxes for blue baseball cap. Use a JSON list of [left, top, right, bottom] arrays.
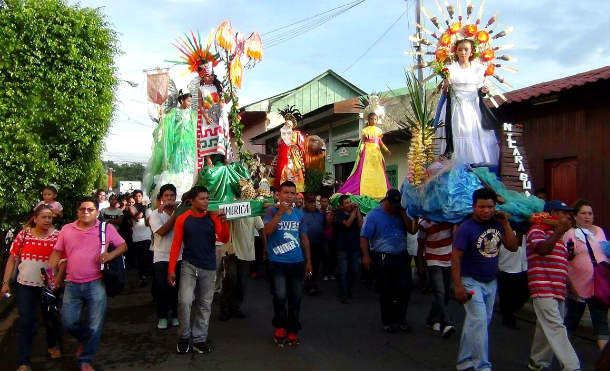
[[543, 200, 573, 212]]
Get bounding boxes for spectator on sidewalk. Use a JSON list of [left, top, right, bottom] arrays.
[[35, 185, 63, 218], [417, 219, 456, 337], [119, 195, 136, 269], [48, 197, 127, 371], [148, 184, 181, 330], [264, 181, 313, 347], [302, 193, 325, 296], [1, 205, 64, 371], [360, 189, 418, 333], [334, 195, 362, 303], [95, 189, 110, 210], [563, 200, 609, 351], [497, 234, 529, 330], [128, 190, 153, 286], [219, 216, 265, 321], [526, 200, 581, 371], [452, 188, 519, 371], [99, 195, 123, 227], [168, 186, 229, 355]]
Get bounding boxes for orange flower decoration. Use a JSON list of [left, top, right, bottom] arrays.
[[484, 64, 495, 76], [464, 24, 478, 37], [481, 49, 495, 62], [216, 20, 236, 53], [230, 55, 243, 88], [244, 32, 263, 61], [476, 30, 490, 43], [449, 22, 462, 34], [439, 32, 452, 47], [435, 48, 449, 63]]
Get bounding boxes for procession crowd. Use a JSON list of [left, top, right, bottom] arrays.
[[1, 183, 609, 371]]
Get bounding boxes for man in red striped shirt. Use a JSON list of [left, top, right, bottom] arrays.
[[526, 200, 580, 371], [417, 219, 455, 337]]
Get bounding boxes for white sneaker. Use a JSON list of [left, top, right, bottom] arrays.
[[171, 318, 179, 327], [157, 318, 168, 329], [431, 322, 441, 332], [441, 324, 456, 338]]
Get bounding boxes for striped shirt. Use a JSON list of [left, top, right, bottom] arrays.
[[526, 224, 569, 300], [418, 219, 453, 267]]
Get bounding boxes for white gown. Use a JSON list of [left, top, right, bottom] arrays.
[[442, 61, 499, 165]]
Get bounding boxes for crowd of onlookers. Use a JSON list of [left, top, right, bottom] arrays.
[[1, 183, 609, 371]]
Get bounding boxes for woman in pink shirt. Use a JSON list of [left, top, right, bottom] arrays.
[[1, 205, 66, 371], [563, 200, 609, 350]]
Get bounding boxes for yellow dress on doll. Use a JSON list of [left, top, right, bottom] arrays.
[[338, 125, 391, 199]]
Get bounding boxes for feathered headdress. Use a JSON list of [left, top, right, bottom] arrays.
[[406, 0, 516, 107], [171, 31, 220, 76]]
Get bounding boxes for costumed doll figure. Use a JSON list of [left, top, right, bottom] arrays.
[[197, 61, 232, 167], [439, 39, 500, 167], [144, 90, 198, 203], [338, 112, 391, 200], [274, 115, 306, 192]]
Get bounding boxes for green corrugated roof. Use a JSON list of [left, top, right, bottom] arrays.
[[242, 69, 366, 115]]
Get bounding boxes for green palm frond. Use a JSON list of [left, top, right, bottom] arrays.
[[404, 72, 437, 142]]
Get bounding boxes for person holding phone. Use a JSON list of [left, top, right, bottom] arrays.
[[263, 181, 312, 347], [2, 205, 64, 370], [167, 186, 229, 355]]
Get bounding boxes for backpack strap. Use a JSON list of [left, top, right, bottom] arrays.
[[99, 222, 107, 270]]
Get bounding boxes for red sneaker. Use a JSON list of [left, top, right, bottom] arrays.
[[286, 333, 300, 347], [250, 272, 258, 278], [76, 344, 84, 357], [273, 327, 286, 345]]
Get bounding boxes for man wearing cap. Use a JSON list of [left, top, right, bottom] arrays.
[[360, 189, 418, 332], [526, 200, 581, 371]]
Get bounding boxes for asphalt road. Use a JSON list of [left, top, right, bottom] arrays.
[[0, 271, 600, 370]]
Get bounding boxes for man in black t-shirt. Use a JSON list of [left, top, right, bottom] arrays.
[[334, 195, 363, 303]]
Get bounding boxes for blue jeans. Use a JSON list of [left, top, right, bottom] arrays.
[[269, 261, 304, 333], [337, 250, 360, 298], [16, 284, 62, 365], [457, 277, 497, 371], [62, 279, 107, 365]]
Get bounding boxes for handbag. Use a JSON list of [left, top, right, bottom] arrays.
[[99, 222, 126, 297], [581, 228, 610, 309]]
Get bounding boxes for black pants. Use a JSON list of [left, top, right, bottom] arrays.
[[371, 251, 412, 326], [220, 254, 250, 314], [250, 235, 264, 275], [497, 271, 529, 324], [322, 239, 337, 277], [304, 240, 323, 292], [269, 261, 304, 333], [132, 240, 153, 278], [153, 261, 180, 319]]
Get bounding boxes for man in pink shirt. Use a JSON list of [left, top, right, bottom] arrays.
[[49, 197, 126, 371]]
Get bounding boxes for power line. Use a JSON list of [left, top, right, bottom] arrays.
[[342, 8, 407, 73], [263, 0, 366, 49]]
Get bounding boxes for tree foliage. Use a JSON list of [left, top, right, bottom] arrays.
[[0, 0, 119, 229]]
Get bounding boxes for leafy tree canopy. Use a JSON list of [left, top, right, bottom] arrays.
[[0, 0, 119, 229]]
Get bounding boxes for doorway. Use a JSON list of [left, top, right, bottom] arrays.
[[545, 157, 577, 205]]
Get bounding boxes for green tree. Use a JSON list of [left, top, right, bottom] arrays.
[[0, 0, 119, 229]]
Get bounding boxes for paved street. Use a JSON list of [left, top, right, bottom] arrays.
[[0, 272, 599, 370]]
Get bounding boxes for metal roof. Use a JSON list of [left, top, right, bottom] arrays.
[[501, 66, 610, 104]]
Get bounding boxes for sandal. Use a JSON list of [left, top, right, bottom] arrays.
[[17, 365, 32, 371], [48, 347, 62, 359]]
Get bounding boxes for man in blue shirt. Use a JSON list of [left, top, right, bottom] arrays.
[[360, 189, 417, 333], [264, 181, 312, 347]]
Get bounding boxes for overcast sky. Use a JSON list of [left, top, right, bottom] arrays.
[[71, 0, 610, 163]]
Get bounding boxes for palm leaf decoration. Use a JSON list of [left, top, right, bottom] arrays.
[[403, 72, 437, 185]]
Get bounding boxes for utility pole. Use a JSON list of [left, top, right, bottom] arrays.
[[415, 0, 424, 84]]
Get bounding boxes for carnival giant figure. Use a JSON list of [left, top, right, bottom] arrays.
[[274, 115, 306, 192], [338, 112, 391, 200]]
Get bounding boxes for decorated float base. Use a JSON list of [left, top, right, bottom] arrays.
[[329, 193, 381, 215], [176, 157, 274, 220]]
